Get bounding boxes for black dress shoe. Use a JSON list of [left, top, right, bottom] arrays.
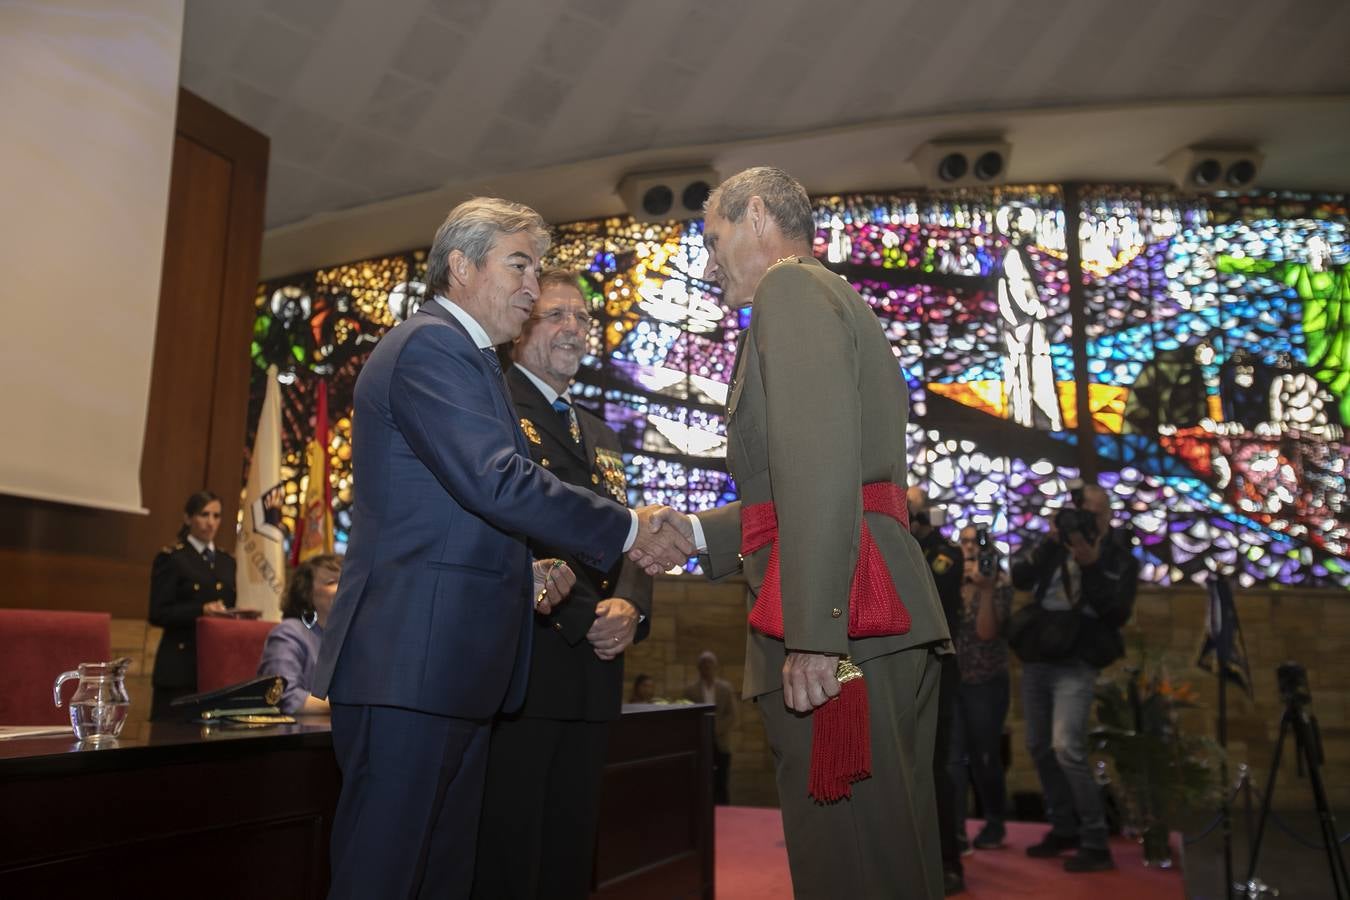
[[1063, 848, 1115, 872], [943, 868, 967, 895], [973, 823, 1006, 850], [1026, 831, 1080, 857]]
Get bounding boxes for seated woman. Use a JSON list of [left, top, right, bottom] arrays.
[[257, 553, 341, 715]]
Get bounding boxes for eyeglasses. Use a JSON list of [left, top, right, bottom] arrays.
[[529, 310, 596, 328]]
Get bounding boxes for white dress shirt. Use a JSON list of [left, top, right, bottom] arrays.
[[185, 534, 215, 557]]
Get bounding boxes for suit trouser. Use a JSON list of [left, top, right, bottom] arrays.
[[472, 716, 610, 900], [329, 703, 491, 900], [758, 647, 944, 900], [933, 654, 962, 873], [712, 747, 732, 805]]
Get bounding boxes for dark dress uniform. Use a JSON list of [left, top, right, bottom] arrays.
[[148, 540, 236, 720], [471, 365, 653, 900], [919, 528, 965, 883]]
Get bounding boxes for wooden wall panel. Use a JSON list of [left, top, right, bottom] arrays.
[[0, 90, 267, 618]]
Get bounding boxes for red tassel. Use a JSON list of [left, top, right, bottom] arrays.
[[808, 666, 871, 803]]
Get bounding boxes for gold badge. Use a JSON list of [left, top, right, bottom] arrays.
[[520, 418, 542, 445], [265, 677, 284, 707], [593, 448, 628, 503], [931, 554, 953, 575]]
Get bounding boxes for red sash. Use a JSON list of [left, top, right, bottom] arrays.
[[739, 481, 912, 802], [741, 481, 912, 639]]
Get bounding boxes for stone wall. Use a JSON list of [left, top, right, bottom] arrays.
[[624, 577, 1350, 812], [103, 578, 1348, 812]]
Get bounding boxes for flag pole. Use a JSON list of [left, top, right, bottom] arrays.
[[1212, 573, 1235, 899]]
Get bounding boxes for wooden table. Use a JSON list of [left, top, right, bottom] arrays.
[[0, 721, 340, 899], [0, 704, 713, 899]]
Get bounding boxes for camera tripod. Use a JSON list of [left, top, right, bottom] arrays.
[[1242, 676, 1350, 899]]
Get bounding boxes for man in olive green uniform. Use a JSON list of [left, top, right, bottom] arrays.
[[908, 487, 966, 895], [645, 167, 951, 899]]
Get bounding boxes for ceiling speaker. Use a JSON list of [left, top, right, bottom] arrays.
[[618, 167, 718, 223], [1162, 146, 1263, 193], [909, 139, 1012, 189]]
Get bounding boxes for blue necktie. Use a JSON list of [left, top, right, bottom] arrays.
[[481, 346, 510, 393], [203, 547, 215, 568], [553, 397, 582, 446]]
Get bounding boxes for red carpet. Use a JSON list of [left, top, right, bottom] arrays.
[[715, 807, 1186, 899]]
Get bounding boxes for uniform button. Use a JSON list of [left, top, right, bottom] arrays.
[[193, 584, 200, 591], [737, 553, 744, 563], [552, 622, 563, 632], [831, 608, 842, 618], [177, 642, 186, 650], [215, 582, 223, 590], [541, 458, 551, 467], [601, 579, 610, 590], [591, 474, 600, 484]]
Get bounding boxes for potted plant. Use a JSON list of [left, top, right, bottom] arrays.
[[1093, 653, 1223, 867]]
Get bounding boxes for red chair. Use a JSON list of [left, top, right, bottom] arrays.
[[0, 609, 111, 725], [196, 617, 277, 693]]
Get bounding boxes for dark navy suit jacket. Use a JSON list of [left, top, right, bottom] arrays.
[[313, 301, 631, 719]]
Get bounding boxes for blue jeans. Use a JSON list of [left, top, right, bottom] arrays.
[[949, 674, 1010, 834], [1021, 661, 1108, 851]]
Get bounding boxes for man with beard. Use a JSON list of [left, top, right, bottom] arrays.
[[472, 270, 653, 899]]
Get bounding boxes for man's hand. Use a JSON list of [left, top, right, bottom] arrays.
[[531, 559, 576, 616], [586, 598, 640, 660], [1066, 529, 1104, 567], [963, 558, 995, 588], [202, 600, 228, 616], [628, 505, 695, 575], [782, 651, 842, 713]]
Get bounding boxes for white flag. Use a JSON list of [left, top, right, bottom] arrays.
[[236, 366, 286, 620]]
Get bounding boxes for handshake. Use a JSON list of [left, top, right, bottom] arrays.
[[627, 506, 697, 576]]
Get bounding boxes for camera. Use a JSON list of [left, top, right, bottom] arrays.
[[1277, 660, 1311, 707], [1054, 506, 1099, 545], [975, 525, 997, 577]]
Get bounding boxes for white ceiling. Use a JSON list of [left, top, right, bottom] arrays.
[[179, 0, 1350, 272]]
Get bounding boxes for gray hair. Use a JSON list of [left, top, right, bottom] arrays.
[[538, 267, 585, 296], [424, 197, 551, 299], [705, 166, 815, 242]]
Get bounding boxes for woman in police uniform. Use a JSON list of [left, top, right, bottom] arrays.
[[148, 490, 237, 720]]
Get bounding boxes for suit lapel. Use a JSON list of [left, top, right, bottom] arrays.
[[179, 545, 213, 581], [419, 302, 528, 454], [508, 368, 588, 466]]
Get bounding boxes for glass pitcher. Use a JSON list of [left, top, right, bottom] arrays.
[[53, 658, 132, 743]]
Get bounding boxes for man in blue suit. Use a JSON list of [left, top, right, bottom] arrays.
[[313, 198, 691, 900]]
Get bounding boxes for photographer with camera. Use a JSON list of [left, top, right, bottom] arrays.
[[907, 487, 966, 895], [1009, 482, 1139, 874], [949, 523, 1012, 853]]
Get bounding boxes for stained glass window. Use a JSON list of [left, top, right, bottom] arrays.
[[248, 187, 1348, 588]]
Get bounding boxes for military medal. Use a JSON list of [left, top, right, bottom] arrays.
[[520, 418, 542, 445], [593, 448, 628, 504]]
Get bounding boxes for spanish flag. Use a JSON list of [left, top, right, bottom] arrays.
[[292, 378, 333, 565]]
